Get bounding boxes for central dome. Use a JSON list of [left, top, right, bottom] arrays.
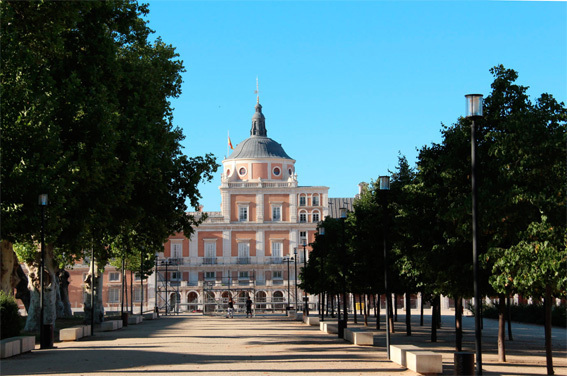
[[226, 136, 292, 160]]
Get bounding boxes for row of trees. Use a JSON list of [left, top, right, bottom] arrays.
[[1, 1, 218, 330], [302, 66, 566, 375]]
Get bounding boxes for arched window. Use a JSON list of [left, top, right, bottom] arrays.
[[298, 210, 307, 223]]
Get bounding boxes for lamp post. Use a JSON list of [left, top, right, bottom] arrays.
[[284, 256, 293, 311], [154, 253, 159, 316], [38, 194, 52, 349], [339, 206, 348, 338], [379, 175, 391, 359], [140, 246, 144, 315], [294, 248, 298, 310], [466, 93, 484, 375], [318, 224, 325, 322], [301, 239, 309, 317], [164, 258, 169, 315]]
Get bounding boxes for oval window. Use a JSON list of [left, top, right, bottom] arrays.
[[273, 167, 281, 176], [288, 168, 293, 176], [226, 169, 231, 176], [239, 167, 246, 176]]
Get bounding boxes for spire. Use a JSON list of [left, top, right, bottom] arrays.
[[251, 78, 267, 136]]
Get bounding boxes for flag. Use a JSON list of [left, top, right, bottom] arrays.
[[228, 135, 234, 150]]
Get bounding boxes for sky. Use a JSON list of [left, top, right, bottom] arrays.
[[143, 1, 567, 212]]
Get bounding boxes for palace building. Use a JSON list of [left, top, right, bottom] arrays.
[[157, 100, 329, 314]]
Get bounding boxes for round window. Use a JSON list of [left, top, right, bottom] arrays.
[[239, 167, 246, 176], [226, 169, 231, 176], [273, 167, 281, 176]]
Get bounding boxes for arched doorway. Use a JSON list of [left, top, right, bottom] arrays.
[[169, 292, 180, 313], [273, 291, 284, 311], [256, 291, 267, 312], [187, 291, 199, 312]]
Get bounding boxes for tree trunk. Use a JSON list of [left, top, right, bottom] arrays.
[[130, 270, 134, 313], [23, 245, 57, 331], [376, 294, 381, 330], [431, 296, 437, 342], [420, 292, 424, 326], [544, 285, 554, 375], [353, 294, 358, 324], [1, 240, 16, 294], [15, 264, 30, 313], [405, 292, 412, 336], [394, 293, 398, 322], [498, 293, 507, 362], [57, 269, 72, 318], [84, 260, 104, 324], [437, 297, 442, 329], [388, 293, 395, 333], [507, 295, 513, 341], [455, 296, 463, 351]]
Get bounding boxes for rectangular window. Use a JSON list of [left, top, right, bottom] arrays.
[[134, 273, 141, 281], [273, 271, 283, 279], [171, 242, 182, 258], [272, 206, 281, 221], [108, 288, 120, 303], [299, 196, 306, 206], [313, 212, 320, 222], [300, 231, 307, 245], [205, 271, 216, 280], [109, 272, 120, 282], [312, 195, 320, 206], [239, 206, 248, 221], [238, 271, 249, 280], [272, 241, 282, 263], [299, 213, 307, 223], [171, 271, 181, 281], [134, 288, 141, 302], [204, 242, 216, 264], [238, 242, 250, 264]]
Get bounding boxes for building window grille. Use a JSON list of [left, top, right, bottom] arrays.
[[109, 272, 120, 282], [312, 211, 320, 222], [205, 271, 216, 280], [299, 196, 306, 206], [108, 288, 120, 303], [299, 212, 307, 223], [239, 206, 248, 222], [312, 195, 320, 206], [272, 205, 281, 221]]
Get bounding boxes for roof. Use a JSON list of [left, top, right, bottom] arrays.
[[327, 197, 355, 218], [226, 136, 293, 160]]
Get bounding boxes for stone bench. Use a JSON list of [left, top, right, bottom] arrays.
[[100, 320, 122, 331], [344, 328, 373, 346], [320, 322, 338, 334], [305, 316, 320, 326], [390, 344, 421, 367], [12, 336, 35, 353], [143, 312, 158, 320], [0, 338, 21, 358], [82, 325, 92, 337], [128, 315, 143, 325], [287, 309, 296, 319], [60, 326, 84, 341], [295, 312, 303, 321], [406, 350, 443, 375]]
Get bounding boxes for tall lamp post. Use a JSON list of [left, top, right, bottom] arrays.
[[339, 206, 348, 338], [38, 194, 53, 349], [379, 175, 391, 359], [466, 93, 484, 375], [284, 256, 293, 311], [294, 248, 298, 310], [154, 253, 159, 316], [302, 239, 309, 317]]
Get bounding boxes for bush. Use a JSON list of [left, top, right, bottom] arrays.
[[481, 302, 566, 328], [0, 291, 23, 339]]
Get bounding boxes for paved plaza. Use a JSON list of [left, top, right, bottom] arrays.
[[1, 312, 566, 375]]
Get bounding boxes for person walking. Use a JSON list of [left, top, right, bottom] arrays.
[[227, 297, 234, 318], [246, 296, 253, 318]]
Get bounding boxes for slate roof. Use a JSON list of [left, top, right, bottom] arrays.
[[327, 197, 355, 218], [227, 136, 293, 160]]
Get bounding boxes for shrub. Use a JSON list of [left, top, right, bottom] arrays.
[[481, 302, 566, 328], [0, 291, 24, 339]]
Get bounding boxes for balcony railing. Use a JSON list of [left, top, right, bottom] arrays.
[[203, 257, 217, 265], [265, 257, 283, 264], [237, 257, 251, 265]]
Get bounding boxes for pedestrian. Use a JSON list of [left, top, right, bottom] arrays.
[[246, 296, 253, 318], [227, 297, 234, 318]]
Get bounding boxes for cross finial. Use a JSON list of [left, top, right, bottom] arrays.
[[255, 77, 259, 104]]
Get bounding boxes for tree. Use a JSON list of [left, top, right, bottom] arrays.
[[1, 1, 217, 329]]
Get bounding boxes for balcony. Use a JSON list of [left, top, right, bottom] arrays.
[[203, 257, 217, 265], [265, 257, 283, 264], [237, 257, 251, 265]]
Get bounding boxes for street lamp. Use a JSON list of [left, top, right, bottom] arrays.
[[302, 239, 309, 317], [339, 206, 348, 338], [38, 194, 52, 349], [294, 248, 298, 311], [379, 175, 391, 359], [466, 93, 484, 375], [284, 256, 294, 312], [154, 253, 159, 316], [164, 258, 169, 315]]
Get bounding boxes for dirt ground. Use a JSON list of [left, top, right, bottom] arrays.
[[1, 311, 565, 376]]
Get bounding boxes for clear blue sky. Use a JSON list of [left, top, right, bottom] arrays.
[[144, 1, 567, 212]]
